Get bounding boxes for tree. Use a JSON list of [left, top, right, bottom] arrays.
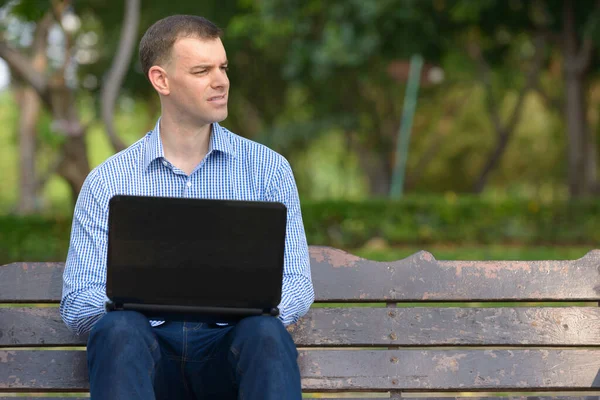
[[228, 0, 455, 195], [232, 0, 600, 197], [558, 0, 600, 196], [228, 0, 540, 195], [99, 0, 139, 152], [0, 0, 140, 205], [11, 11, 52, 213]]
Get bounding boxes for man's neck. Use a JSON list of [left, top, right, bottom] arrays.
[[159, 115, 212, 175]]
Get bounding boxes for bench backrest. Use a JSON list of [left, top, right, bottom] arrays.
[[1, 246, 600, 399]]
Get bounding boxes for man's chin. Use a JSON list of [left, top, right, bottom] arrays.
[[212, 110, 228, 124], [191, 110, 228, 127]]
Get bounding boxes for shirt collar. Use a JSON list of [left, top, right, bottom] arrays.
[[210, 121, 236, 158], [143, 119, 236, 170]]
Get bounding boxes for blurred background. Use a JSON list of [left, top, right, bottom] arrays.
[[1, 0, 600, 264]]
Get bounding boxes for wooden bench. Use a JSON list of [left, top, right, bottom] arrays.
[[1, 246, 600, 399]]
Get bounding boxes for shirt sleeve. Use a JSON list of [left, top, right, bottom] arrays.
[[267, 158, 314, 326], [60, 169, 111, 335]]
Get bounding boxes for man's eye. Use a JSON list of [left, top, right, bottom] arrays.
[[221, 66, 229, 72]]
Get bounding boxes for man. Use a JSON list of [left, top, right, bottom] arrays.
[[60, 15, 314, 400]]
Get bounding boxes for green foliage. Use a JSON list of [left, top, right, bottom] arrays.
[[3, 0, 600, 204], [232, 0, 447, 79], [301, 196, 600, 248], [0, 214, 72, 263], [3, 197, 600, 264]]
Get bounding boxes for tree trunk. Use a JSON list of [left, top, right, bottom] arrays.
[[57, 136, 90, 203], [473, 128, 512, 193], [16, 87, 42, 213], [50, 82, 90, 203], [563, 0, 595, 197], [586, 108, 597, 192], [15, 12, 51, 214], [100, 0, 140, 152], [358, 150, 391, 197], [564, 71, 588, 195], [469, 35, 545, 193]]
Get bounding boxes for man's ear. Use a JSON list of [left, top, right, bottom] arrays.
[[148, 66, 170, 95]]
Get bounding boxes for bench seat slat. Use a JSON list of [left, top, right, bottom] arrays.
[[299, 349, 600, 391], [0, 397, 597, 400], [0, 307, 85, 347], [401, 398, 600, 400], [3, 307, 600, 347], [3, 247, 600, 303], [1, 397, 598, 400], [402, 398, 600, 400], [301, 398, 600, 400], [2, 349, 599, 392], [291, 307, 600, 346]]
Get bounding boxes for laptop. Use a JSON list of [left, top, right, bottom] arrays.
[[104, 195, 287, 323]]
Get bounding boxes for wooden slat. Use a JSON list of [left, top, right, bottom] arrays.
[[402, 398, 600, 400], [259, 398, 600, 400], [0, 307, 86, 347], [0, 262, 64, 302], [2, 247, 600, 302], [0, 396, 384, 399], [299, 349, 600, 391], [290, 307, 600, 347], [0, 398, 597, 400], [3, 306, 600, 348], [0, 396, 600, 400], [0, 350, 88, 391], [262, 398, 600, 400], [2, 350, 599, 392], [309, 247, 600, 302], [0, 397, 597, 400]]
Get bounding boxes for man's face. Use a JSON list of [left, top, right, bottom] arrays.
[[164, 37, 229, 126]]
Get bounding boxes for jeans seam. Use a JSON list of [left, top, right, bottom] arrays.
[[149, 338, 159, 353], [230, 345, 244, 379], [181, 325, 190, 394]]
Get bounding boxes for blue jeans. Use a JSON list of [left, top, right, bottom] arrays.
[[87, 311, 302, 399]]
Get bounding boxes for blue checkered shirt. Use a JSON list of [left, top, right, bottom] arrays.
[[60, 120, 314, 335]]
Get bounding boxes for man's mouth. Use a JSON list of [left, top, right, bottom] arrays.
[[208, 95, 226, 102]]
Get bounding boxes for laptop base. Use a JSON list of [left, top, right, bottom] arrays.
[[105, 301, 279, 324]]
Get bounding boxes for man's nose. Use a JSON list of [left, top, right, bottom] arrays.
[[212, 69, 229, 88]]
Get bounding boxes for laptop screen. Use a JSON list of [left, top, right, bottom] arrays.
[[106, 195, 287, 310]]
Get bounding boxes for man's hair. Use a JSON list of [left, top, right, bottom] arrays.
[[139, 15, 223, 78]]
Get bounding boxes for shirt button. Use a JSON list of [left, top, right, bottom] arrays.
[[162, 161, 167, 166], [186, 181, 191, 187]]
